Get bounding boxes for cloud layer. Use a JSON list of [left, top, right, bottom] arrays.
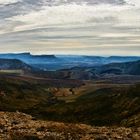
[[0, 0, 140, 55]]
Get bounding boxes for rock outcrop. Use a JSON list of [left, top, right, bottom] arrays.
[[0, 111, 140, 140]]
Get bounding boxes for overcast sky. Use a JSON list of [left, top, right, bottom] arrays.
[[0, 0, 140, 55]]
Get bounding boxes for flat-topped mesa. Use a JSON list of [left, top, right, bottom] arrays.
[[31, 54, 56, 59], [0, 53, 56, 59]]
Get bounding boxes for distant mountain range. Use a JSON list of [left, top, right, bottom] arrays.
[[0, 53, 56, 64], [48, 60, 140, 80], [83, 56, 140, 64], [0, 53, 140, 79], [0, 53, 140, 70]]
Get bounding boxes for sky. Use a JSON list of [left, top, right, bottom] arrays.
[[0, 0, 140, 56]]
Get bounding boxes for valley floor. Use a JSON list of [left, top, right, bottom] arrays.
[[0, 111, 140, 140]]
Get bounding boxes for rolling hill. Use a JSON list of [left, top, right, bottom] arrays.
[[98, 60, 140, 75], [32, 83, 140, 127], [0, 58, 32, 72], [0, 74, 139, 127], [49, 60, 140, 80]]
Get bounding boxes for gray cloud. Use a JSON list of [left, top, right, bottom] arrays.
[[0, 0, 139, 55], [46, 0, 126, 6], [0, 0, 127, 19], [0, 0, 45, 19]]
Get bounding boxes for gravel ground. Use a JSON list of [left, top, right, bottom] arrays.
[[0, 111, 140, 140]]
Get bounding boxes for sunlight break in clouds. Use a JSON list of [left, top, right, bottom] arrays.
[[0, 0, 21, 5]]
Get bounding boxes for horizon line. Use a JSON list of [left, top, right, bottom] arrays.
[[0, 52, 139, 57]]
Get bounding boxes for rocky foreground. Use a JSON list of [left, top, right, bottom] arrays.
[[0, 112, 140, 140]]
